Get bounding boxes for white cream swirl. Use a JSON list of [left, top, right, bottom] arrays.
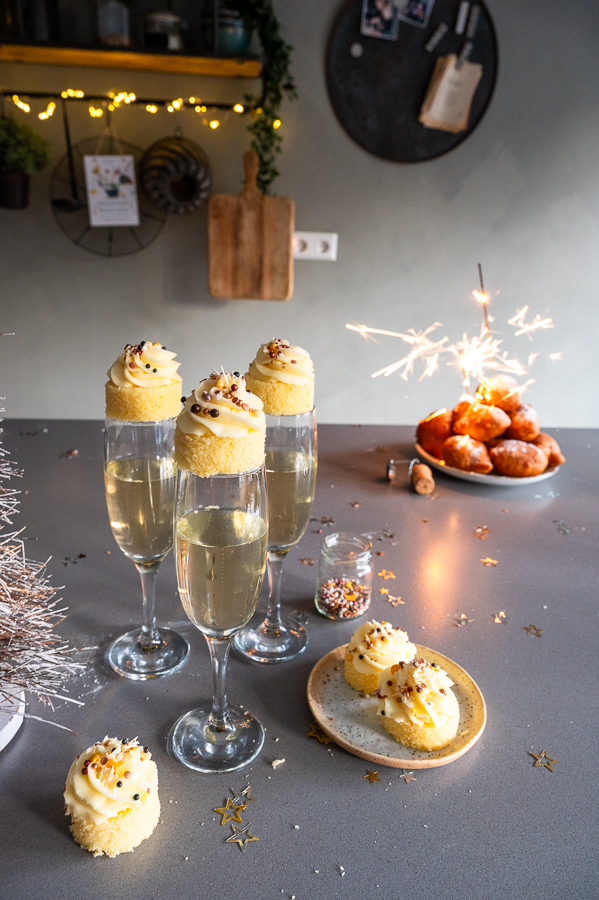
[[108, 341, 182, 388], [177, 370, 266, 439], [347, 619, 416, 675], [249, 339, 313, 386], [376, 658, 459, 728], [64, 737, 158, 826]]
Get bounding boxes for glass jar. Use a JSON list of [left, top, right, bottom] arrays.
[[315, 532, 373, 620]]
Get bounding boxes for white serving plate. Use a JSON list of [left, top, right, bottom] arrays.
[[0, 688, 25, 752], [415, 442, 559, 487], [307, 644, 486, 769]]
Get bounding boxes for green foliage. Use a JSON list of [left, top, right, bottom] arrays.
[[0, 116, 51, 175], [234, 0, 296, 193]]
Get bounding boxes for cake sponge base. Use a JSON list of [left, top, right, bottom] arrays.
[[246, 368, 314, 416], [174, 426, 265, 477], [343, 657, 379, 695], [105, 381, 181, 422], [380, 710, 459, 751], [69, 790, 160, 858]]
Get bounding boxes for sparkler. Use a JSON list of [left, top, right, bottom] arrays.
[[347, 267, 560, 388]]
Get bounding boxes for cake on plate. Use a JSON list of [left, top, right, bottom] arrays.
[[343, 619, 416, 695]]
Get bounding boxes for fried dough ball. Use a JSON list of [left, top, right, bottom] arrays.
[[505, 404, 540, 442], [475, 376, 521, 414], [452, 401, 511, 442], [532, 432, 565, 467], [441, 435, 493, 474], [489, 440, 548, 477], [416, 409, 453, 459], [451, 400, 471, 430]]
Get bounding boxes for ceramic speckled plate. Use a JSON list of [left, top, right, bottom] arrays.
[[415, 442, 559, 487], [307, 644, 486, 769]]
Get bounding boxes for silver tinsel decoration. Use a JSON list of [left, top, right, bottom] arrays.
[[0, 416, 81, 715]]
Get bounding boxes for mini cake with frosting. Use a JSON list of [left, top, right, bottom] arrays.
[[376, 658, 460, 751], [245, 338, 314, 415], [343, 619, 417, 695], [64, 736, 160, 858], [175, 370, 266, 476], [105, 341, 183, 422]]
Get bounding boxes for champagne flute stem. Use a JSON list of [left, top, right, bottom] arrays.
[[135, 560, 161, 649], [206, 635, 235, 735], [264, 550, 287, 635]]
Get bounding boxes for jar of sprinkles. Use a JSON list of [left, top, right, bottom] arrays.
[[315, 532, 373, 620]]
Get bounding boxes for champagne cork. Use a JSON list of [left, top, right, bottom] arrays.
[[411, 463, 435, 495]]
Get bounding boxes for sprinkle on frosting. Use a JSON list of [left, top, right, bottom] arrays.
[[177, 370, 266, 440], [64, 737, 157, 826], [108, 342, 182, 388], [249, 339, 313, 387], [375, 658, 458, 728], [347, 619, 416, 674]]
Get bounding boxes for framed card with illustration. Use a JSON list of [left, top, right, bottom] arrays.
[[83, 155, 140, 227]]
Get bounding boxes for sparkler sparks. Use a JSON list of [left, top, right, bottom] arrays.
[[346, 270, 560, 388]]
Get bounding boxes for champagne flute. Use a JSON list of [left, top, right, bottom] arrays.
[[235, 409, 317, 663], [104, 417, 190, 679], [169, 466, 268, 773]]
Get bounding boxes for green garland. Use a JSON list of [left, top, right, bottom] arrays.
[[235, 0, 296, 193]]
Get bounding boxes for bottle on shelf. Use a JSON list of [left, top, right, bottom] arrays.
[[97, 0, 130, 47]]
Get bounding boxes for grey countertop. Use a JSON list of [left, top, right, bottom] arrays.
[[1, 420, 597, 900]]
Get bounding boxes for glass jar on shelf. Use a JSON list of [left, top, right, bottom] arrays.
[[97, 0, 130, 47], [315, 532, 373, 620]]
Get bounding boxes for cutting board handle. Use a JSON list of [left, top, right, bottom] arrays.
[[243, 149, 260, 194]]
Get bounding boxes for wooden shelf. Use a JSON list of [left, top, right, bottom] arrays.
[[0, 44, 262, 78]]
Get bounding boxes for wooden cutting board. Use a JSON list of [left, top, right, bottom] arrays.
[[208, 150, 294, 301]]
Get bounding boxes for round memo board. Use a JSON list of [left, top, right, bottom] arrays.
[[326, 0, 498, 162]]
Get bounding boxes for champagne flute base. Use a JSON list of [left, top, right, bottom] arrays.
[[234, 613, 307, 664], [106, 627, 190, 680], [169, 704, 265, 773]]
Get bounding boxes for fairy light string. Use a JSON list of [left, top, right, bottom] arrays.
[[1, 89, 282, 131]]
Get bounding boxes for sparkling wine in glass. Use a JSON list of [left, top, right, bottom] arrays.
[[169, 466, 267, 773], [234, 409, 317, 663], [104, 418, 190, 679]]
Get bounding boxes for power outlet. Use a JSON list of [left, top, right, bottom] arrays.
[[292, 231, 338, 261]]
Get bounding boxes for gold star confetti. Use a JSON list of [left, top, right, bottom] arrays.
[[400, 770, 416, 783], [454, 613, 474, 627], [226, 822, 259, 850], [421, 518, 429, 523], [319, 516, 334, 524], [378, 587, 389, 595], [299, 557, 314, 566], [230, 785, 257, 806], [350, 501, 361, 508], [473, 525, 490, 539], [364, 770, 380, 783], [523, 624, 543, 637], [214, 797, 246, 825], [492, 611, 508, 624], [480, 557, 498, 567], [385, 594, 404, 606], [307, 723, 333, 745], [378, 569, 396, 580], [530, 750, 559, 772], [375, 551, 384, 556]]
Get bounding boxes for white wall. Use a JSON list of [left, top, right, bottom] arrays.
[[1, 0, 598, 427]]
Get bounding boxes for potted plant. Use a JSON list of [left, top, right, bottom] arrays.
[[0, 116, 51, 209]]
